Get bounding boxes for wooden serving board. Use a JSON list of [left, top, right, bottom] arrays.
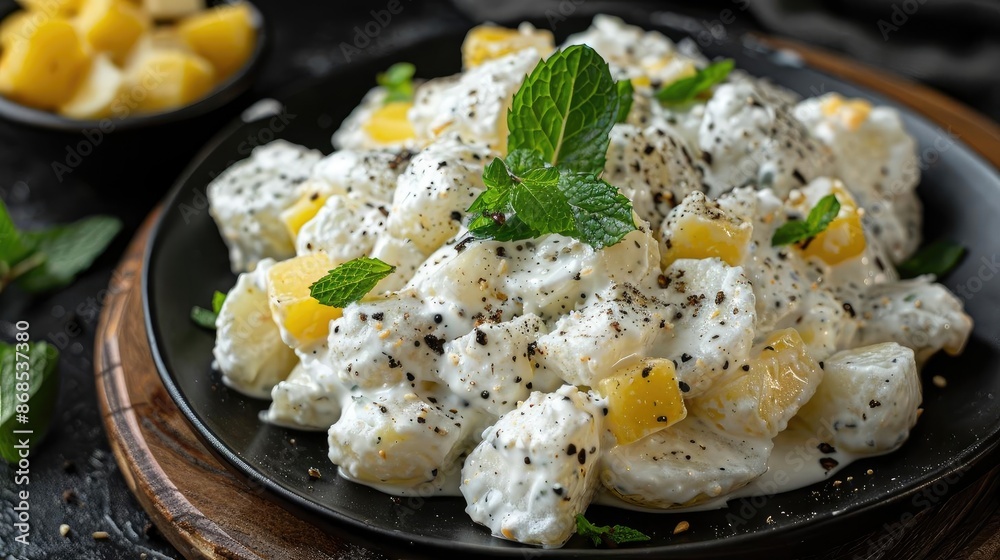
[[94, 37, 1000, 560]]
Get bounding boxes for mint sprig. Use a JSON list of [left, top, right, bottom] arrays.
[[0, 341, 60, 463], [656, 59, 734, 105], [897, 240, 965, 279], [771, 194, 841, 247], [310, 257, 395, 307], [467, 45, 636, 249], [0, 199, 121, 294], [377, 62, 415, 104], [575, 513, 651, 547], [191, 290, 227, 330]]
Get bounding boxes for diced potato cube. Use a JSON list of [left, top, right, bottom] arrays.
[[267, 252, 344, 348], [280, 191, 328, 239], [129, 48, 214, 112], [75, 0, 151, 62], [178, 2, 254, 79], [58, 53, 123, 119], [142, 0, 203, 20], [461, 23, 553, 69], [597, 358, 687, 446], [362, 101, 416, 144], [0, 19, 89, 110]]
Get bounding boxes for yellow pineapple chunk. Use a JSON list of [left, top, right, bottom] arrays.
[[597, 358, 687, 446], [791, 180, 866, 266], [129, 49, 214, 112], [363, 101, 416, 144], [16, 0, 81, 15], [267, 252, 343, 348], [0, 19, 89, 110], [461, 23, 553, 69], [178, 2, 255, 80], [660, 191, 752, 268], [821, 94, 872, 131], [58, 53, 123, 119], [75, 0, 151, 63], [280, 191, 328, 239], [1, 10, 50, 51], [690, 329, 823, 439]]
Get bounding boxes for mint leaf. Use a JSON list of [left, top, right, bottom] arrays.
[[772, 194, 841, 247], [615, 80, 634, 123], [212, 290, 227, 314], [559, 172, 636, 248], [504, 149, 545, 176], [190, 306, 218, 329], [377, 62, 415, 103], [575, 514, 651, 547], [0, 199, 31, 266], [897, 240, 965, 279], [511, 168, 574, 236], [656, 59, 734, 105], [507, 44, 618, 174], [16, 216, 121, 293], [0, 341, 60, 463], [310, 257, 395, 307]]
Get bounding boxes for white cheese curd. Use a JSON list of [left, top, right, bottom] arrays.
[[852, 277, 973, 362], [409, 49, 539, 151], [309, 148, 413, 204], [327, 290, 476, 391], [793, 342, 920, 454], [203, 15, 977, 548], [266, 355, 346, 430], [437, 313, 551, 417], [604, 124, 704, 224], [386, 133, 493, 255], [294, 195, 388, 261], [208, 140, 323, 272], [655, 258, 757, 396], [328, 387, 479, 490], [213, 258, 297, 398], [461, 386, 605, 547], [601, 416, 772, 508], [698, 80, 834, 199]]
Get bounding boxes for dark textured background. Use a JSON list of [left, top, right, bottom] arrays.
[[0, 1, 997, 558]]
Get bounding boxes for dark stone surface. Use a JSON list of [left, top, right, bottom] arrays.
[[0, 1, 996, 558]]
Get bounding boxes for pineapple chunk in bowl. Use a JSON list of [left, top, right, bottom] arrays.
[[0, 0, 267, 132]]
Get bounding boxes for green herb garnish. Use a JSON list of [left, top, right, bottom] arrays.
[[897, 240, 966, 279], [0, 341, 59, 463], [615, 79, 634, 123], [310, 257, 395, 307], [377, 62, 416, 104], [467, 44, 636, 248], [656, 59, 734, 105], [771, 194, 841, 247], [575, 513, 651, 547], [191, 290, 227, 330], [0, 199, 121, 294]]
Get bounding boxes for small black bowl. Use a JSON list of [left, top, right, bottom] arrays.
[[0, 0, 268, 133]]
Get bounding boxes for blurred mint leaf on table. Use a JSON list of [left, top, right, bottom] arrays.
[[0, 341, 60, 463]]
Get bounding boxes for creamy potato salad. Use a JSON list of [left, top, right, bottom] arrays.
[[204, 16, 973, 548]]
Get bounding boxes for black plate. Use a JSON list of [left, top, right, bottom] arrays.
[[144, 16, 1000, 559]]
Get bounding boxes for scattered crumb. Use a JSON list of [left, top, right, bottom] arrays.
[[62, 489, 77, 504], [765, 516, 774, 525], [832, 480, 842, 487], [673, 521, 690, 535], [932, 375, 947, 388], [866, 469, 874, 475], [378, 449, 387, 459], [92, 531, 109, 540], [141, 554, 148, 560], [289, 438, 297, 446], [59, 524, 70, 537], [308, 467, 322, 480], [846, 476, 853, 482]]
